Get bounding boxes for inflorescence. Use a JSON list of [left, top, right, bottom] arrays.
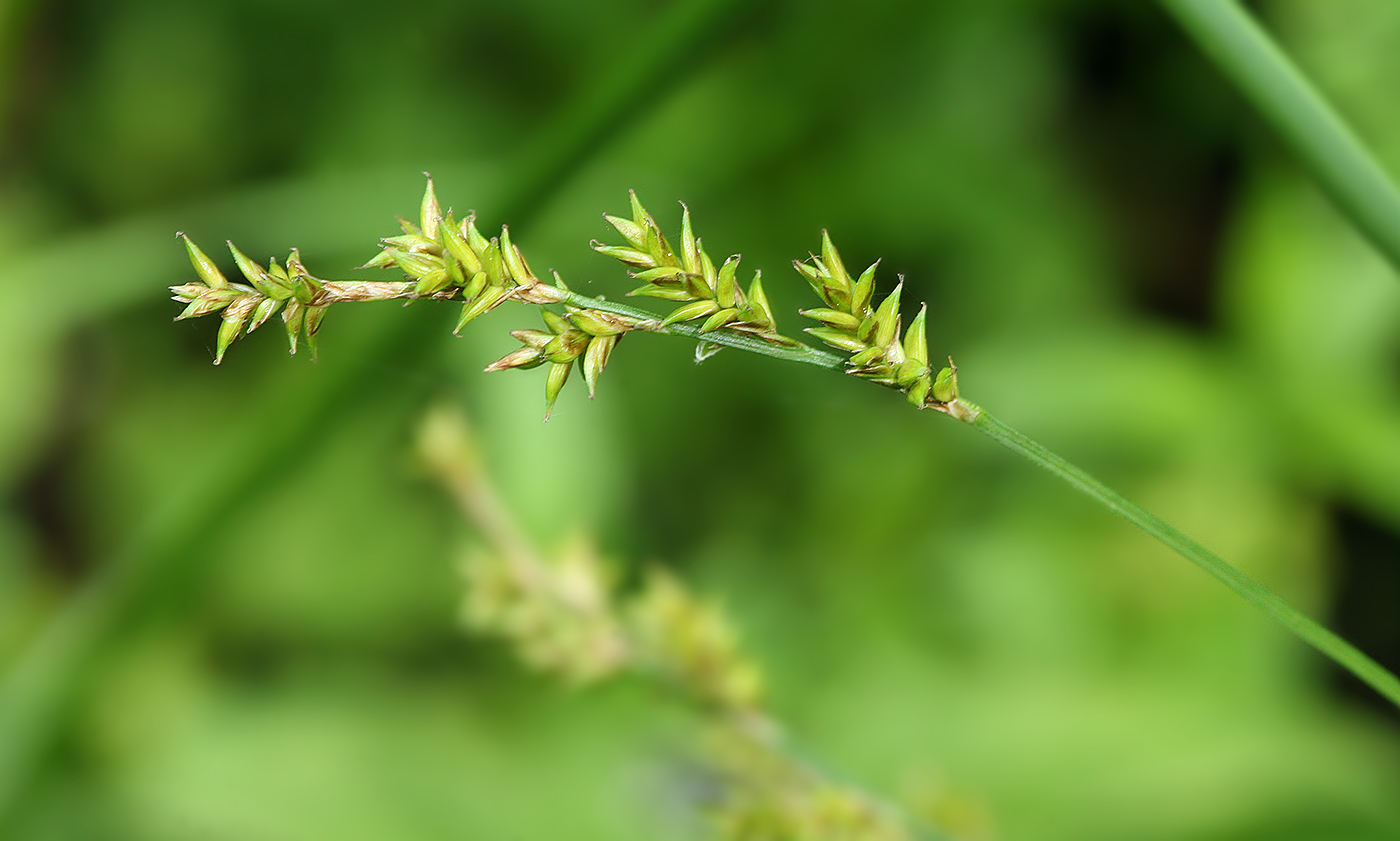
[[171, 179, 967, 420]]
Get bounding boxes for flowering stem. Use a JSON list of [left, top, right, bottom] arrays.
[[970, 409, 1400, 709], [554, 288, 849, 370], [267, 277, 851, 370], [306, 278, 1400, 710]]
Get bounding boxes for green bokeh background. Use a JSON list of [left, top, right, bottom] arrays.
[[2, 1, 1399, 838]]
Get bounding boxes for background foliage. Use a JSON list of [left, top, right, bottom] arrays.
[[2, 0, 1399, 838]]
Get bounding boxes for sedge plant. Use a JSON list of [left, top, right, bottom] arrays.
[[416, 405, 974, 841], [169, 178, 1400, 711]]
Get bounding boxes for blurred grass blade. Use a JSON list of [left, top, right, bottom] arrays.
[[972, 410, 1400, 710], [1159, 0, 1400, 277], [0, 0, 761, 824], [558, 289, 845, 368], [0, 0, 40, 131]]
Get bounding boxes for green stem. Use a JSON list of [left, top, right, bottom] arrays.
[[556, 289, 849, 370], [1158, 0, 1400, 276], [971, 408, 1400, 710]]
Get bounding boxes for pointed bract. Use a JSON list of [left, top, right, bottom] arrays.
[[907, 375, 932, 407], [214, 296, 256, 364], [182, 235, 228, 289], [484, 347, 545, 373], [630, 266, 686, 283], [743, 273, 775, 329], [480, 238, 506, 287], [894, 358, 928, 388], [248, 296, 281, 333], [175, 297, 221, 321], [214, 317, 240, 365], [227, 241, 279, 297], [500, 226, 535, 286], [380, 232, 438, 253], [798, 307, 862, 332], [794, 259, 831, 303], [852, 262, 879, 316], [604, 214, 648, 250], [440, 211, 483, 275], [463, 214, 492, 256], [849, 346, 884, 368], [420, 178, 441, 241], [820, 230, 850, 291], [694, 341, 723, 364], [390, 249, 439, 282], [805, 327, 868, 354], [902, 304, 929, 367], [454, 286, 509, 333], [568, 308, 631, 337], [544, 331, 588, 364], [174, 287, 240, 319], [510, 329, 554, 349], [543, 362, 571, 420], [699, 307, 739, 333], [680, 204, 701, 275], [662, 299, 720, 327], [593, 243, 657, 269], [933, 363, 959, 403], [628, 284, 693, 301], [463, 271, 489, 301], [582, 334, 617, 399], [716, 256, 743, 309], [282, 300, 305, 355], [414, 268, 451, 297], [628, 190, 649, 228], [304, 304, 328, 337], [699, 248, 717, 295], [301, 303, 329, 360], [680, 271, 711, 301], [542, 310, 572, 335], [359, 248, 398, 270], [871, 281, 904, 350]]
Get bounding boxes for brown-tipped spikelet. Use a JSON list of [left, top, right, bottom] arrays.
[[593, 192, 789, 354], [795, 234, 946, 408], [172, 177, 964, 420], [170, 234, 331, 363], [485, 305, 641, 419]]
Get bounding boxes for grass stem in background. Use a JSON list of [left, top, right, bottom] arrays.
[[1159, 0, 1400, 277]]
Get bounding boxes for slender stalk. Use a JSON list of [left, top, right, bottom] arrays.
[[292, 279, 850, 367], [971, 408, 1400, 709], [1158, 0, 1400, 276], [177, 251, 1400, 710], [556, 289, 849, 370]]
